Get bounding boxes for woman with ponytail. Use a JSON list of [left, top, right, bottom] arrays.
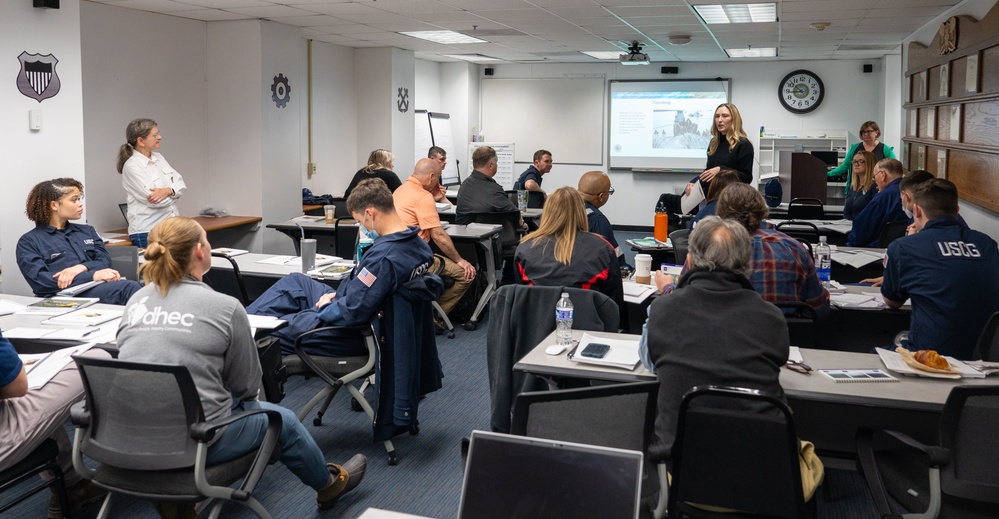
[[117, 217, 367, 516], [117, 118, 186, 247]]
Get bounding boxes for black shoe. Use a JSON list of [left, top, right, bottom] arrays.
[[316, 454, 367, 510]]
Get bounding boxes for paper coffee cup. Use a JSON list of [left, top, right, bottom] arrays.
[[635, 253, 652, 284], [324, 205, 336, 223]]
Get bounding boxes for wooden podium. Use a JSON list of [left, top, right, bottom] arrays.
[[777, 151, 828, 204]]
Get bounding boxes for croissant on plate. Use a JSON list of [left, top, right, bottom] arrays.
[[914, 349, 949, 370]]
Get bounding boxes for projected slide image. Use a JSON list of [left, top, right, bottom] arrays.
[[652, 109, 712, 150]]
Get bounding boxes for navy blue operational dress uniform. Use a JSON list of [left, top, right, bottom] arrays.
[[882, 216, 999, 359]]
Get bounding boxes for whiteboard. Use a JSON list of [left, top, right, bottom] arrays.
[[481, 78, 604, 165], [469, 142, 516, 190], [414, 110, 433, 166]]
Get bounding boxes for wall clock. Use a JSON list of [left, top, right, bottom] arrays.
[[778, 69, 824, 114]]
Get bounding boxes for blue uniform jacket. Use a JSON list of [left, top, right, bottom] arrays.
[[515, 165, 542, 191], [847, 177, 906, 247], [372, 274, 445, 441], [16, 223, 111, 296], [882, 217, 999, 359]]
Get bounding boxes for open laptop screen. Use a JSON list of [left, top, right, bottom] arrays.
[[458, 430, 643, 519]]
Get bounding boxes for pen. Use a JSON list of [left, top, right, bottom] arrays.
[[565, 340, 580, 360], [81, 328, 99, 338]]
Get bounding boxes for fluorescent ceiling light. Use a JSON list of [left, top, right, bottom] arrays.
[[400, 30, 487, 44], [694, 3, 777, 24], [582, 51, 621, 60], [725, 47, 777, 58], [442, 54, 501, 62]]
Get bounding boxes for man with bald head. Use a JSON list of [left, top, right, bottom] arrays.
[[578, 171, 629, 269], [394, 158, 475, 327]]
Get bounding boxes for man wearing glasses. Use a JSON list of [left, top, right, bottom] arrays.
[[847, 158, 908, 247], [577, 171, 629, 270]]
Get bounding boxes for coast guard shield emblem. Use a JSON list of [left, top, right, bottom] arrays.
[[17, 51, 61, 102]]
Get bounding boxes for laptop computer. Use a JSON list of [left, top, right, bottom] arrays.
[[458, 430, 644, 519], [441, 163, 462, 188]]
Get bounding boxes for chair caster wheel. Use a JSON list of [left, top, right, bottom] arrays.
[[313, 417, 322, 426], [388, 452, 398, 466], [463, 321, 477, 331], [447, 331, 455, 339], [409, 423, 420, 435], [350, 398, 364, 412]]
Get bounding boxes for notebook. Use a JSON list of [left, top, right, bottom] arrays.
[[819, 369, 899, 383], [458, 430, 643, 519]]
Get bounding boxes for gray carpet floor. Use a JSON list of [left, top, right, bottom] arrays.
[[5, 271, 882, 518]]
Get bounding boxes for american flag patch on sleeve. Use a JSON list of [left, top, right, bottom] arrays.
[[357, 267, 377, 287]]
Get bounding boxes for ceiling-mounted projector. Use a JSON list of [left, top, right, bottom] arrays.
[[620, 41, 650, 65]]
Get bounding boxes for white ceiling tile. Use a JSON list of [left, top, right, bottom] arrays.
[[269, 15, 354, 27], [227, 5, 315, 18], [175, 0, 271, 7], [101, 0, 203, 12], [168, 8, 256, 20]]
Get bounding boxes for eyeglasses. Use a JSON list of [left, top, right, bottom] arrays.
[[606, 187, 615, 196], [860, 130, 876, 135], [785, 360, 812, 375], [852, 159, 866, 165]]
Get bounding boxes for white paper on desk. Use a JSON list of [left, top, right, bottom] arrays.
[[3, 327, 58, 339], [211, 247, 249, 257], [0, 299, 27, 316], [435, 202, 452, 210], [465, 223, 501, 233], [788, 346, 804, 364], [830, 293, 881, 309], [292, 215, 324, 222], [680, 182, 704, 215], [19, 343, 97, 389], [571, 333, 641, 370], [43, 308, 123, 327], [823, 222, 853, 234], [257, 254, 339, 268], [832, 249, 884, 268], [875, 349, 981, 379], [247, 315, 286, 330], [622, 282, 656, 304]]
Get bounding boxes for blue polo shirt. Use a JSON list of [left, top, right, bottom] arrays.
[[847, 177, 906, 247], [515, 165, 542, 191], [882, 216, 999, 359]]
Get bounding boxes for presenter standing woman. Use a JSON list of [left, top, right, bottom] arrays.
[[116, 118, 186, 247], [344, 149, 402, 197], [827, 121, 896, 195], [682, 103, 754, 201]]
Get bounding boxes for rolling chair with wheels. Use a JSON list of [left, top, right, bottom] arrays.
[[788, 197, 824, 220], [0, 439, 69, 518], [207, 252, 251, 306], [877, 220, 909, 248], [334, 217, 359, 259], [430, 255, 456, 339], [973, 311, 999, 361], [70, 356, 281, 519], [776, 221, 820, 245], [469, 210, 522, 285], [669, 229, 690, 266]]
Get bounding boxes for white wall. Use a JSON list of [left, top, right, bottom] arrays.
[[414, 59, 440, 113], [472, 60, 882, 226], [390, 48, 416, 177], [306, 41, 357, 197], [416, 61, 479, 178], [355, 48, 393, 178], [80, 1, 209, 234], [1, 1, 86, 296], [903, 0, 999, 241]]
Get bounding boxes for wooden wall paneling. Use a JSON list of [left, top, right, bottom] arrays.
[[926, 147, 939, 175], [963, 100, 999, 147], [937, 149, 948, 178], [907, 108, 918, 137], [928, 65, 942, 100], [950, 150, 999, 213], [983, 44, 999, 94]]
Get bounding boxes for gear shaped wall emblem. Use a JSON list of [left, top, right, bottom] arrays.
[[271, 74, 291, 108]]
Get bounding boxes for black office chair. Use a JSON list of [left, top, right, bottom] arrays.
[[505, 190, 545, 209], [669, 229, 690, 266], [70, 356, 281, 519], [328, 197, 351, 218], [776, 221, 820, 245], [796, 237, 814, 258], [334, 217, 359, 259], [877, 220, 909, 248], [775, 302, 820, 349], [207, 251, 251, 306], [0, 439, 69, 518], [511, 381, 667, 519], [788, 198, 824, 220], [108, 245, 140, 282], [856, 385, 999, 518], [430, 255, 456, 339], [973, 312, 999, 361], [469, 211, 522, 285], [667, 385, 816, 519]]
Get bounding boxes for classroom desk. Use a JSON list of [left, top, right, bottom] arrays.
[[627, 241, 676, 267], [436, 205, 543, 224], [205, 252, 343, 301], [514, 330, 998, 463], [105, 215, 262, 247], [768, 204, 845, 220], [0, 294, 123, 353]]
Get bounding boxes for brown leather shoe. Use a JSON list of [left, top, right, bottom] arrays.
[[316, 454, 367, 510]]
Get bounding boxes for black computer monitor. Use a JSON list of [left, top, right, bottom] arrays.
[[458, 430, 643, 519], [810, 150, 839, 169]]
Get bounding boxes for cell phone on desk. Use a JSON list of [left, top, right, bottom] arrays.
[[580, 343, 610, 359]]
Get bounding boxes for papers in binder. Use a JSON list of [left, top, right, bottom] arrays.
[[0, 299, 27, 316], [257, 255, 340, 268], [832, 249, 884, 268], [680, 182, 704, 215], [57, 280, 106, 297], [43, 309, 123, 327], [19, 343, 97, 389], [569, 333, 640, 370], [622, 282, 656, 304], [211, 248, 249, 257], [24, 297, 99, 315]]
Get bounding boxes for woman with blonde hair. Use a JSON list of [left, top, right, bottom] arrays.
[[842, 151, 878, 220], [514, 187, 622, 304], [344, 148, 402, 197], [117, 118, 186, 247], [116, 217, 366, 516], [681, 102, 755, 203]]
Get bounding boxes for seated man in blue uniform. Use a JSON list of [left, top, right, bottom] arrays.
[[514, 149, 552, 196], [882, 178, 999, 360], [16, 178, 141, 305], [247, 178, 437, 355], [577, 170, 631, 270], [847, 158, 908, 247]]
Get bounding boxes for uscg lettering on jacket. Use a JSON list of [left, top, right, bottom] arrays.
[[409, 260, 431, 281], [935, 241, 981, 258], [126, 296, 196, 328], [83, 239, 95, 245]]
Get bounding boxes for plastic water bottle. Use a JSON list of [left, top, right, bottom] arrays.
[[555, 293, 574, 346], [814, 236, 832, 287], [356, 235, 373, 263]]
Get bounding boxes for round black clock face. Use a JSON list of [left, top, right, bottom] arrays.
[[779, 70, 824, 114]]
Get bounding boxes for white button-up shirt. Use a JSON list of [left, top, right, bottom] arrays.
[[121, 150, 187, 235]]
